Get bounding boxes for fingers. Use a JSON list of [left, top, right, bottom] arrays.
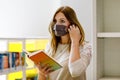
[[68, 24, 81, 42], [44, 65, 54, 74], [35, 62, 54, 75], [68, 25, 79, 32], [70, 25, 76, 28]]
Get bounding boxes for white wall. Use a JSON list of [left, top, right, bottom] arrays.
[[0, 0, 60, 38]]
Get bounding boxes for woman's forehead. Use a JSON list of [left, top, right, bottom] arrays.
[[55, 12, 66, 20]]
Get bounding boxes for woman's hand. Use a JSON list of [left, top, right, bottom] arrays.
[[35, 62, 54, 80], [68, 25, 81, 43]]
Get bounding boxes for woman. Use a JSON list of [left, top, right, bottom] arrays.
[[36, 6, 92, 80]]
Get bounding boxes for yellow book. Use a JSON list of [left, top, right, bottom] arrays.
[[8, 41, 22, 52], [8, 69, 37, 80], [36, 39, 48, 50], [25, 39, 48, 51], [25, 39, 36, 51], [8, 71, 22, 80], [26, 68, 37, 77]]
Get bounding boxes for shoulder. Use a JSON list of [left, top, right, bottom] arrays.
[[82, 41, 92, 49], [80, 41, 92, 56]]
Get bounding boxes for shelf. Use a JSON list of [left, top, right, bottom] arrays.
[[0, 35, 49, 39], [0, 66, 25, 75], [97, 32, 120, 38], [99, 77, 120, 80]]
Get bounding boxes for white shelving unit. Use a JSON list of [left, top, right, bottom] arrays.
[[0, 38, 26, 80], [96, 0, 120, 80], [0, 36, 49, 80]]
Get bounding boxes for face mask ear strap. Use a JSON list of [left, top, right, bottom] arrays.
[[53, 25, 56, 31]]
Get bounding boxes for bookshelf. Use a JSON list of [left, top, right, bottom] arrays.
[[0, 38, 26, 80], [0, 37, 49, 80], [96, 0, 120, 80]]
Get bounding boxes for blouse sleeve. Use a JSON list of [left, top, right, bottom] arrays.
[[68, 43, 92, 77]]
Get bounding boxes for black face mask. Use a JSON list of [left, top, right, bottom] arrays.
[[53, 24, 68, 36]]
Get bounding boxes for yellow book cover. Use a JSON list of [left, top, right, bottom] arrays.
[[23, 49, 62, 72], [36, 39, 48, 50], [25, 39, 48, 51], [8, 41, 22, 52], [25, 40, 36, 51]]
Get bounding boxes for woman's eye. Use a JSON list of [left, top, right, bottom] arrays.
[[53, 19, 56, 23], [60, 20, 65, 23]]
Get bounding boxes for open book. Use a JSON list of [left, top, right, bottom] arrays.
[[23, 49, 62, 71]]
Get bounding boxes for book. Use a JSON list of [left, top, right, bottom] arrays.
[[8, 41, 23, 52], [0, 52, 10, 70], [3, 53, 10, 69], [25, 39, 48, 51], [21, 52, 25, 66], [23, 49, 62, 72], [26, 76, 37, 80], [11, 52, 20, 67], [0, 54, 3, 70]]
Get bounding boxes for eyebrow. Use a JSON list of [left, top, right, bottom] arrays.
[[59, 18, 65, 20], [55, 16, 65, 20]]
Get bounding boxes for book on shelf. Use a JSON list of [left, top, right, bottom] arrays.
[[15, 78, 22, 80], [11, 52, 21, 68], [0, 52, 10, 70], [26, 76, 37, 80], [0, 52, 25, 71], [8, 41, 23, 52], [23, 49, 62, 72], [21, 52, 25, 66], [11, 52, 25, 68]]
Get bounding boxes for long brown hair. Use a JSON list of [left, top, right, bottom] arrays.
[[48, 6, 85, 57]]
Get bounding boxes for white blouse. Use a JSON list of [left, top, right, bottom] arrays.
[[45, 42, 92, 80]]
